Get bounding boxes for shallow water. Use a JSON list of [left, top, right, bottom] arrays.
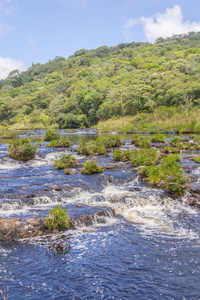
[[0, 131, 200, 299]]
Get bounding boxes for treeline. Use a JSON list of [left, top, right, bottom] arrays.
[[0, 31, 200, 129]]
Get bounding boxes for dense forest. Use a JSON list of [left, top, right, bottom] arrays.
[[0, 32, 200, 130]]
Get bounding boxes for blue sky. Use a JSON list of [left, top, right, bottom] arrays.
[[0, 0, 200, 78]]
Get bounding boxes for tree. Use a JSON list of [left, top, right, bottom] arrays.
[[180, 94, 194, 126]]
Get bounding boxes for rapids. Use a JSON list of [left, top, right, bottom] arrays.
[[0, 131, 200, 299]]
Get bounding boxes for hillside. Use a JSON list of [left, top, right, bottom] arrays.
[[0, 31, 200, 131]]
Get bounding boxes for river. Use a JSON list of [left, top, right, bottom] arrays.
[[0, 130, 200, 299]]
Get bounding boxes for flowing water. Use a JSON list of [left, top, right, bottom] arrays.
[[0, 131, 200, 299]]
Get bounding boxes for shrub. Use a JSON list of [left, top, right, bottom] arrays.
[[81, 161, 103, 175], [139, 154, 190, 197], [8, 138, 37, 161], [131, 134, 151, 148], [192, 156, 200, 163], [112, 149, 130, 161], [64, 168, 71, 174], [53, 154, 77, 169], [194, 136, 200, 144], [129, 149, 159, 167], [170, 136, 182, 147], [98, 134, 123, 148], [44, 206, 69, 231], [47, 137, 72, 148], [77, 140, 106, 155], [44, 129, 61, 141], [151, 133, 165, 143], [163, 146, 180, 153]]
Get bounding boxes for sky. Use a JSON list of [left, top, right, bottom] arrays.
[[0, 0, 200, 79]]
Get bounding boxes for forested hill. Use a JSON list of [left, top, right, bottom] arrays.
[[1, 32, 200, 129]]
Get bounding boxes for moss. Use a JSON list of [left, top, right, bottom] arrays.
[[8, 138, 37, 161], [81, 161, 103, 175]]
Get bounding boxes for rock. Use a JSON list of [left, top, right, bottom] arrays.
[[50, 185, 62, 191], [188, 175, 197, 183], [75, 204, 87, 208], [104, 162, 130, 172], [0, 219, 24, 241], [153, 143, 166, 148], [186, 198, 200, 208]]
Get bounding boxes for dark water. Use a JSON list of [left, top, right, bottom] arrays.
[[0, 131, 200, 299]]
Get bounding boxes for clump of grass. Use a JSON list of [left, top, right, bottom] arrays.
[[170, 136, 182, 147], [64, 168, 70, 174], [47, 137, 72, 148], [112, 149, 131, 161], [81, 161, 103, 175], [8, 138, 37, 161], [178, 142, 193, 150], [53, 154, 77, 169], [151, 133, 165, 143], [77, 140, 106, 155], [97, 134, 124, 148], [192, 156, 200, 163], [44, 129, 61, 141], [194, 136, 200, 144], [131, 134, 151, 148], [129, 149, 159, 167], [139, 154, 190, 197], [44, 206, 70, 231], [163, 146, 180, 153]]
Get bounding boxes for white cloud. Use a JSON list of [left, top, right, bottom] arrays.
[[123, 5, 200, 43], [0, 56, 26, 79]]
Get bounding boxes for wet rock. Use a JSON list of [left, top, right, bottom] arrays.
[[50, 185, 62, 191], [186, 198, 200, 208], [182, 137, 190, 142], [0, 219, 24, 241], [75, 203, 87, 208], [0, 209, 115, 241], [104, 162, 130, 172], [188, 175, 197, 183], [152, 143, 166, 148]]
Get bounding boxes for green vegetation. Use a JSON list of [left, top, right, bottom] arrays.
[[131, 134, 151, 148], [44, 129, 61, 141], [151, 133, 165, 143], [139, 154, 190, 197], [44, 206, 70, 231], [170, 136, 182, 147], [98, 134, 123, 148], [53, 154, 77, 169], [64, 168, 71, 174], [112, 149, 130, 161], [192, 156, 200, 163], [77, 140, 106, 155], [194, 136, 200, 144], [129, 149, 159, 167], [0, 32, 200, 130], [47, 137, 72, 147], [163, 146, 180, 153], [81, 161, 103, 174], [8, 138, 37, 161]]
